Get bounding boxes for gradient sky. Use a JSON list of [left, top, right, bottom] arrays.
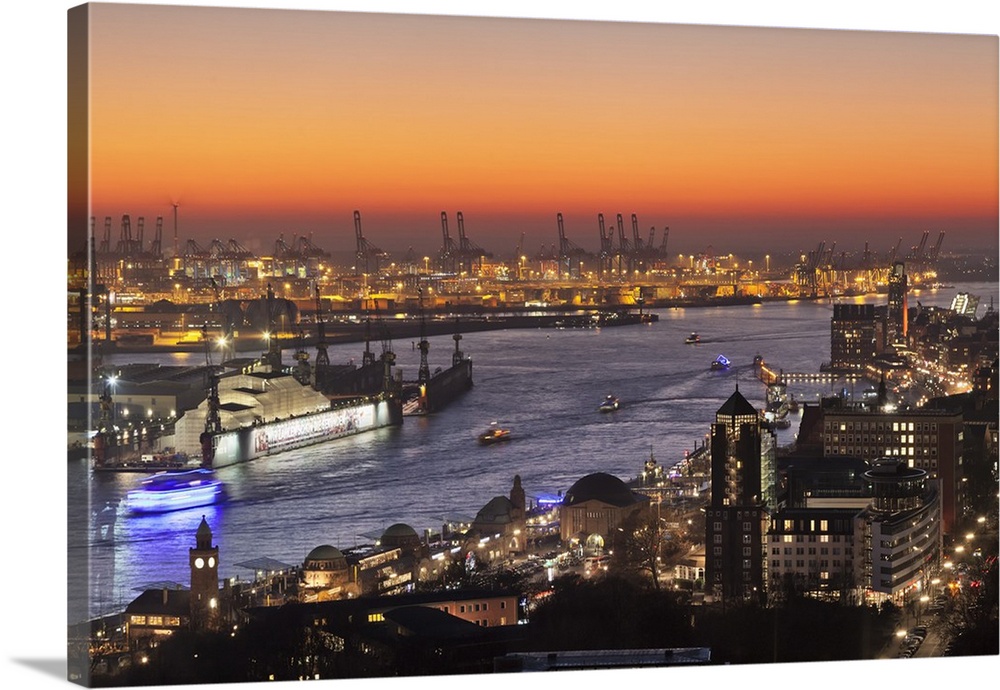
[[83, 3, 998, 257]]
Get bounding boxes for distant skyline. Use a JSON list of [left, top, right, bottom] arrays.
[[82, 4, 998, 257]]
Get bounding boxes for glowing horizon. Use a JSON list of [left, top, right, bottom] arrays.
[[84, 5, 998, 256]]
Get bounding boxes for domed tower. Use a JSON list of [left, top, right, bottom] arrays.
[[189, 516, 220, 631]]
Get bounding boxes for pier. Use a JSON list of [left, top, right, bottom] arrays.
[[757, 360, 861, 385]]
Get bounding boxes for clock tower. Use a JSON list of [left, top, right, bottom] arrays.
[[189, 515, 220, 631]]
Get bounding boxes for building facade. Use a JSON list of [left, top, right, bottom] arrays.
[[855, 461, 940, 600], [821, 408, 963, 533], [830, 303, 886, 371]]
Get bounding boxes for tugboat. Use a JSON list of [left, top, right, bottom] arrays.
[[478, 422, 512, 445], [753, 354, 764, 367], [710, 354, 731, 371], [599, 395, 620, 413], [685, 333, 701, 344]]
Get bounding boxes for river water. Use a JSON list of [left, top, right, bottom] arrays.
[[69, 282, 997, 618]]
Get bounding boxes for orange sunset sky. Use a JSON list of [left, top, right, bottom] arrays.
[[79, 3, 998, 257]]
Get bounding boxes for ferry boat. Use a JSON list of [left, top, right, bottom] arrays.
[[598, 395, 620, 412], [685, 333, 701, 344], [710, 354, 731, 371], [126, 468, 224, 515], [478, 422, 512, 445]]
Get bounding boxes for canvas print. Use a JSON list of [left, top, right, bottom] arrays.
[[66, 3, 999, 687]]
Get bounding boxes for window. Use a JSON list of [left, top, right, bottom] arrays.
[[783, 535, 793, 543], [714, 534, 722, 544], [474, 603, 480, 612], [460, 605, 465, 613], [742, 534, 752, 544], [820, 520, 828, 531], [500, 601, 506, 610], [714, 547, 722, 555], [743, 547, 752, 556], [714, 521, 722, 531], [483, 603, 488, 611]]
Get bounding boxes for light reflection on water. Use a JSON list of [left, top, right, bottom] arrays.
[[71, 282, 997, 618]]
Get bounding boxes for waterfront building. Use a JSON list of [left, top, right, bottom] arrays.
[[559, 472, 651, 553], [887, 261, 908, 344], [830, 303, 886, 371], [820, 407, 964, 533], [465, 476, 528, 561], [704, 387, 777, 604], [854, 460, 940, 600], [300, 545, 354, 601]]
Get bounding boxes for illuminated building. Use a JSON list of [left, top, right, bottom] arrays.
[[821, 408, 963, 534], [830, 303, 885, 371], [559, 472, 651, 553], [887, 261, 908, 343], [854, 460, 940, 598], [704, 387, 777, 604]]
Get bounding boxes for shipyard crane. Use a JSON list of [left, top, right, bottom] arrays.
[[438, 211, 457, 274], [930, 231, 945, 261], [648, 227, 656, 253], [100, 216, 112, 253], [115, 215, 133, 255], [135, 217, 145, 254], [888, 237, 902, 265], [659, 227, 669, 257], [597, 213, 614, 278], [615, 214, 632, 275], [631, 214, 644, 253], [200, 327, 222, 467], [909, 230, 930, 262], [456, 211, 492, 275], [150, 217, 163, 258], [556, 212, 588, 279], [354, 211, 387, 274], [353, 210, 387, 275], [313, 283, 329, 371], [417, 287, 430, 384]]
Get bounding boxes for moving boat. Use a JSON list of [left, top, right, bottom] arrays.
[[710, 354, 731, 371], [478, 422, 512, 445], [126, 468, 224, 515], [685, 333, 701, 344], [599, 395, 620, 412]]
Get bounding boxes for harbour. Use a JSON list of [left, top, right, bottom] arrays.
[[70, 283, 997, 618]]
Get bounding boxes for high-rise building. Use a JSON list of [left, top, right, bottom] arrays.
[[887, 261, 908, 343], [830, 303, 885, 371], [705, 387, 776, 604]]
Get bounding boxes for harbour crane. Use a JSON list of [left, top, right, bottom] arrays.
[[659, 227, 670, 257], [313, 283, 329, 371], [556, 212, 588, 278], [597, 213, 614, 278], [354, 210, 387, 275], [438, 211, 457, 274]]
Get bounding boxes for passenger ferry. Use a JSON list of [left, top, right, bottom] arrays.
[[599, 395, 620, 412], [710, 354, 731, 371], [126, 468, 224, 515], [478, 422, 512, 445]]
